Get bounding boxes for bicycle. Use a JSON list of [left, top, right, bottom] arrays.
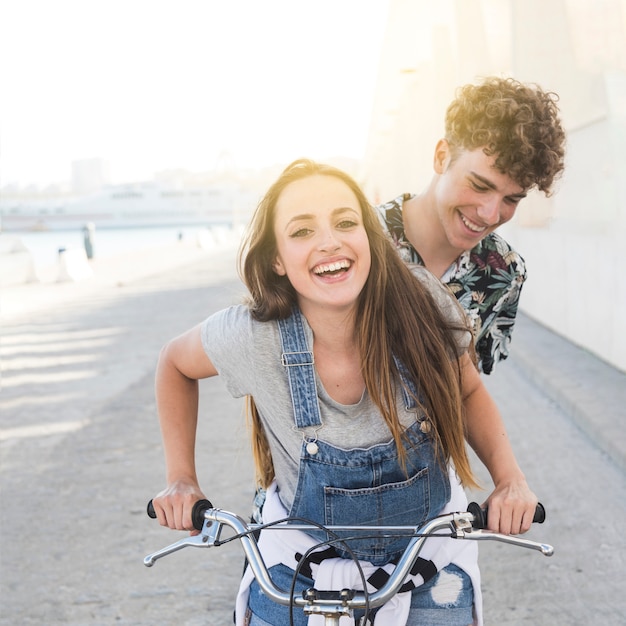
[[145, 499, 551, 626]]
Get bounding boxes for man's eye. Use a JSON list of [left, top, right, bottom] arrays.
[[470, 181, 488, 192]]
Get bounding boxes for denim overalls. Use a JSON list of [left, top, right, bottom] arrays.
[[277, 307, 450, 566], [246, 307, 473, 626]]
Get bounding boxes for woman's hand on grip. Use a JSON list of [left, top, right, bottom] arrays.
[[484, 476, 538, 535], [152, 478, 207, 536]]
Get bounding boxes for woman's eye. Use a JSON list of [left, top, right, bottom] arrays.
[[290, 227, 312, 238], [337, 219, 357, 229]]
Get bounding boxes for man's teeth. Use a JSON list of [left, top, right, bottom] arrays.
[[314, 260, 350, 275], [461, 215, 485, 233]]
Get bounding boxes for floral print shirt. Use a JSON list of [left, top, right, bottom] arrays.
[[377, 194, 527, 374]]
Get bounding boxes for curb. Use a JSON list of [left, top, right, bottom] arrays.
[[508, 312, 626, 473]]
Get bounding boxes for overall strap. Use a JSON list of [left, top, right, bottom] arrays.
[[278, 307, 420, 424], [393, 355, 419, 411], [277, 307, 323, 429]]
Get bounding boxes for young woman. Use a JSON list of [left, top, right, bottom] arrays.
[[151, 159, 538, 625]]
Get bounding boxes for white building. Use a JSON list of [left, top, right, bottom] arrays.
[[362, 0, 626, 371]]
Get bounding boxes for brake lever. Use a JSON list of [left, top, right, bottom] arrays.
[[451, 516, 554, 556], [144, 517, 220, 567]]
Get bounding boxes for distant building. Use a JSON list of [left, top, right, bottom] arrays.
[[72, 158, 111, 195], [0, 177, 262, 232]]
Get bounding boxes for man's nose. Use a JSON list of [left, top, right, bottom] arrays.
[[476, 196, 501, 225]]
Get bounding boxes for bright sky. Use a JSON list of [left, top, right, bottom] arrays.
[[0, 0, 390, 187]]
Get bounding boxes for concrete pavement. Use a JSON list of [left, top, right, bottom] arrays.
[[1, 237, 254, 625]]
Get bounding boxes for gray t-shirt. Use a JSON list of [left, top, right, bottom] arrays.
[[201, 266, 470, 510]]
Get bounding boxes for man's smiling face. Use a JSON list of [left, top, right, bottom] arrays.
[[433, 142, 528, 254]]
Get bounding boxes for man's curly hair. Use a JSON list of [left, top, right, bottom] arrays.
[[445, 77, 566, 195]]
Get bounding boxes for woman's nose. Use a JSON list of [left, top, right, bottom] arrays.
[[318, 228, 341, 251]]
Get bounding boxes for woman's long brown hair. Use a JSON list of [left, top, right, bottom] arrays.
[[239, 159, 478, 490]]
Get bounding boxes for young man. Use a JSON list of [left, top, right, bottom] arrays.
[[378, 76, 566, 374]]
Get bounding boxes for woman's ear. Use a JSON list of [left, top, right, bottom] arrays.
[[273, 257, 286, 276]]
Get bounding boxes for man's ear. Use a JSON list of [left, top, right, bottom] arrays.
[[433, 138, 452, 174]]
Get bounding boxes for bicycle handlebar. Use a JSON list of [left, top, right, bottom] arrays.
[[144, 499, 553, 617], [147, 499, 546, 532]]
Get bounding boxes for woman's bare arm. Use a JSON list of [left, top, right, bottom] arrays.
[[460, 353, 538, 534], [152, 324, 218, 532]]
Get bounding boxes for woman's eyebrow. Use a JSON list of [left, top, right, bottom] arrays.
[[332, 206, 360, 217], [286, 213, 315, 226], [285, 207, 358, 227]]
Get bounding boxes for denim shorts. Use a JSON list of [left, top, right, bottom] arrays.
[[245, 562, 473, 625]]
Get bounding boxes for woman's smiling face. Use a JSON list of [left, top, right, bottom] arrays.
[[272, 174, 371, 315]]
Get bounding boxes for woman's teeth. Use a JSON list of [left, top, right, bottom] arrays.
[[314, 260, 350, 275]]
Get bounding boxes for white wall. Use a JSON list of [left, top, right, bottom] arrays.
[[362, 0, 626, 371]]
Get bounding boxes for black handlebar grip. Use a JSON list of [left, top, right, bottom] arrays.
[[191, 499, 213, 530], [533, 502, 546, 524], [468, 501, 546, 529], [146, 498, 214, 531]]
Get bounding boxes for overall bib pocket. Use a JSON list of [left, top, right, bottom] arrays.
[[324, 465, 431, 564]]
